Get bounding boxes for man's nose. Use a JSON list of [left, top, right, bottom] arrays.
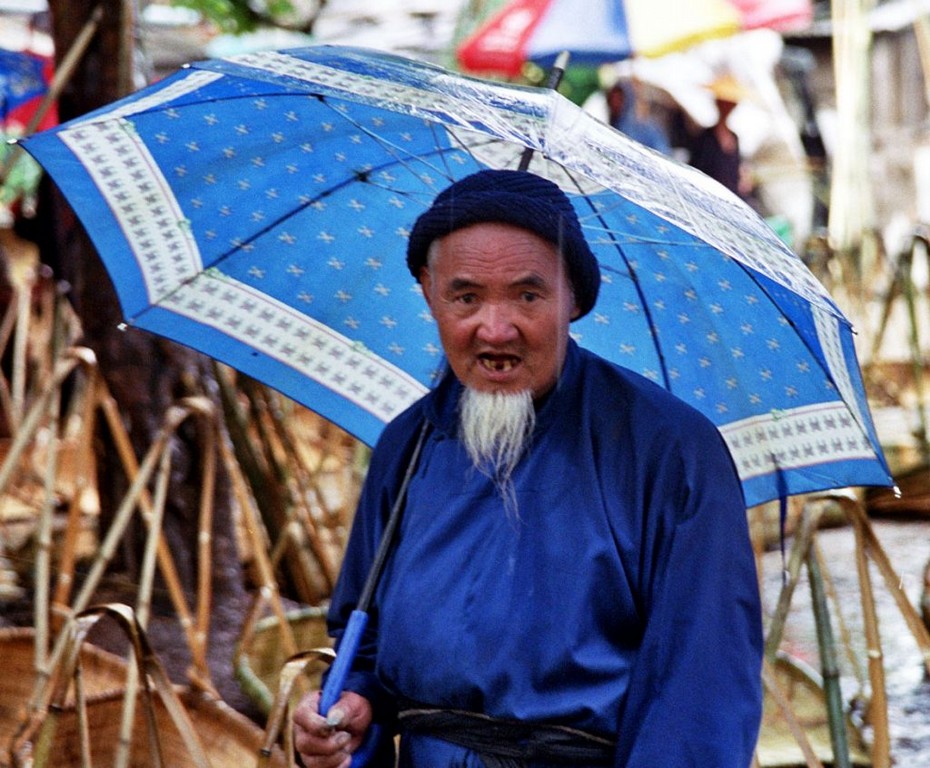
[[475, 302, 519, 343]]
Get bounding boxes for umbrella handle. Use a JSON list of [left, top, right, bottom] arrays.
[[318, 423, 430, 765], [318, 609, 381, 767]]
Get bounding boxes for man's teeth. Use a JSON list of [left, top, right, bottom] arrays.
[[481, 358, 515, 372]]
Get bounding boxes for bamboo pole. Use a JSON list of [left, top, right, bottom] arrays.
[[96, 384, 201, 672], [220, 437, 297, 655], [806, 545, 852, 768], [0, 284, 20, 426], [18, 402, 198, 724], [856, 520, 930, 675], [114, 444, 173, 768], [0, 348, 91, 499], [219, 430, 300, 669], [185, 395, 218, 692], [765, 500, 825, 662], [10, 270, 31, 431], [851, 511, 890, 768], [813, 540, 865, 690], [33, 366, 62, 677], [50, 364, 100, 626], [269, 396, 341, 587], [830, 493, 930, 673]]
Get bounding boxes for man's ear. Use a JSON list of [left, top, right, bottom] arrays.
[[418, 266, 433, 309], [569, 288, 581, 321]]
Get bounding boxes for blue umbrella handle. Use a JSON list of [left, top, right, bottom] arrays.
[[318, 609, 380, 767], [318, 423, 430, 766]]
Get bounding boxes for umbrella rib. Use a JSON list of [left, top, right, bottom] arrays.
[[198, 103, 484, 274], [557, 171, 674, 391]]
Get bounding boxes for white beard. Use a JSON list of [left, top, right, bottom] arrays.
[[458, 387, 535, 510]]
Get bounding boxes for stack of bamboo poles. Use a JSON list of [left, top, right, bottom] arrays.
[[0, 264, 302, 765], [756, 491, 930, 768]]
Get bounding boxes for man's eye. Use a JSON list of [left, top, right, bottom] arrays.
[[521, 291, 541, 303], [455, 293, 477, 305]]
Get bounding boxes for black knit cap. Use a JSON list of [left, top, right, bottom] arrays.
[[406, 169, 601, 318]]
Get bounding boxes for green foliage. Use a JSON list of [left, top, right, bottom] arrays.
[[171, 0, 298, 34]]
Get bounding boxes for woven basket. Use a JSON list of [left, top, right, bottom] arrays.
[[757, 655, 870, 767], [12, 688, 284, 767], [0, 625, 129, 759], [1, 626, 286, 767], [236, 606, 331, 714]]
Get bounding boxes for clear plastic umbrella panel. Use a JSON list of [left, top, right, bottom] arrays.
[[22, 44, 892, 508]]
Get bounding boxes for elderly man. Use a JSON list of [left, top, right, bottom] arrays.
[[293, 169, 763, 768]]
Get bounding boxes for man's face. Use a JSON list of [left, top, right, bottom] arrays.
[[419, 222, 579, 399]]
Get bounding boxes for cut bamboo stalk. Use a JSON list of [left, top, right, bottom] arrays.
[[814, 539, 865, 688], [11, 270, 31, 431], [807, 544, 852, 768], [0, 286, 19, 427], [114, 444, 173, 768], [851, 511, 890, 768], [0, 348, 87, 501], [832, 493, 930, 673], [190, 397, 217, 686], [219, 433, 300, 662], [35, 285, 73, 662], [96, 385, 200, 672], [34, 368, 62, 679], [765, 500, 825, 662], [51, 365, 101, 626]]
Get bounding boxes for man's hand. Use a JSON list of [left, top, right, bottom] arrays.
[[293, 690, 373, 768]]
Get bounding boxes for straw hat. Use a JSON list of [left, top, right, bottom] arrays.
[[705, 73, 749, 104]]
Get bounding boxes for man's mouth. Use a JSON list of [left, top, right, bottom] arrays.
[[479, 354, 519, 373]]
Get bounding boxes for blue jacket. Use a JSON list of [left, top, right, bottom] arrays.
[[329, 340, 763, 767]]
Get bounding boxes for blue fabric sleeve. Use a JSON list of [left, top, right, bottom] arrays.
[[613, 419, 763, 768]]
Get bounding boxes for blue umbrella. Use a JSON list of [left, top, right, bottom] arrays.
[[21, 46, 892, 762], [21, 44, 890, 508]]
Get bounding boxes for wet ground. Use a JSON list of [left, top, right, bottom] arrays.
[[760, 518, 930, 767]]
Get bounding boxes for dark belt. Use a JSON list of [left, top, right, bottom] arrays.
[[397, 705, 615, 768]]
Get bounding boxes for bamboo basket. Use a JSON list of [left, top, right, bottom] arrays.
[[0, 626, 286, 767], [757, 655, 870, 768], [0, 625, 128, 756], [11, 688, 283, 767], [235, 606, 331, 715]]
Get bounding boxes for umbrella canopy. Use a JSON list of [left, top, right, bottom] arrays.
[[456, 0, 812, 78], [0, 47, 48, 118], [0, 47, 55, 219], [21, 44, 889, 507]]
